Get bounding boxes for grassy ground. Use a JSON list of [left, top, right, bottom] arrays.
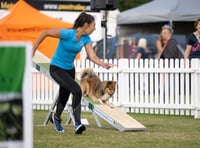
[[34, 110, 200, 148]]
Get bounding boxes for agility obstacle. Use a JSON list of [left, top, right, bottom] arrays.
[[33, 51, 145, 131]]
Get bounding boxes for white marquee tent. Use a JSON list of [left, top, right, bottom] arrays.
[[117, 0, 200, 37], [117, 0, 200, 25]]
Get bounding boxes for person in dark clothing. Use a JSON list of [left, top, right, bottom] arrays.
[[136, 38, 149, 59], [184, 18, 200, 59], [158, 25, 180, 59]]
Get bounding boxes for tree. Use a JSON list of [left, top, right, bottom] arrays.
[[116, 0, 152, 11]]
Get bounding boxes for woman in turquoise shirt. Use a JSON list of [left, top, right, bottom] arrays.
[[33, 12, 114, 134]]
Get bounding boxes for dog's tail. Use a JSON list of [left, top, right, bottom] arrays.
[[80, 68, 96, 80]]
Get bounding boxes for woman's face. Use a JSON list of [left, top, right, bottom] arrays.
[[85, 21, 96, 35], [196, 21, 200, 33], [161, 28, 171, 40]]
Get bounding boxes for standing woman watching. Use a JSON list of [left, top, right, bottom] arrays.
[[158, 24, 180, 59], [184, 18, 200, 60], [32, 12, 114, 134]]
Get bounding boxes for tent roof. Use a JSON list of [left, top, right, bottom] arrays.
[[117, 0, 200, 25], [0, 0, 73, 58], [0, 0, 72, 27]]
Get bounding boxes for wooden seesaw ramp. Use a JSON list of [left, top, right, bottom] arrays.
[[33, 51, 145, 131], [96, 105, 145, 131], [81, 98, 145, 132]]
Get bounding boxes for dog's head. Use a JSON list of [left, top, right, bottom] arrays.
[[104, 81, 116, 97]]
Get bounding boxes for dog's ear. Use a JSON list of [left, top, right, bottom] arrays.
[[106, 81, 116, 88], [101, 81, 108, 89], [108, 81, 117, 87], [113, 81, 117, 86]]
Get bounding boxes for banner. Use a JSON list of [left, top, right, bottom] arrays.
[[0, 0, 92, 11], [0, 42, 32, 148]]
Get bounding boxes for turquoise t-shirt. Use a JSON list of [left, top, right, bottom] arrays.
[[50, 28, 92, 70]]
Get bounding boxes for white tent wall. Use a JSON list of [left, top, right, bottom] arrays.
[[41, 10, 119, 43], [0, 9, 10, 19], [106, 9, 120, 37], [41, 11, 103, 42]]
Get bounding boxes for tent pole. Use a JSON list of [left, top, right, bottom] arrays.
[[101, 10, 108, 59]]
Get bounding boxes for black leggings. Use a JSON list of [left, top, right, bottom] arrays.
[[50, 65, 82, 123]]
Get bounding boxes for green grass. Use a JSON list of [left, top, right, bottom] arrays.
[[34, 110, 200, 148]]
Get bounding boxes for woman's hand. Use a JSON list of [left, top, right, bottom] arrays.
[[85, 43, 117, 69], [102, 62, 117, 69]]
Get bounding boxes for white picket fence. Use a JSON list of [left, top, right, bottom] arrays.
[[32, 58, 200, 118]]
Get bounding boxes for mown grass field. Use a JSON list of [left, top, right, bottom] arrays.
[[34, 110, 200, 148]]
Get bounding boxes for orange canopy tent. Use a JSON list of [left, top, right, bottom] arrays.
[[0, 0, 73, 58]]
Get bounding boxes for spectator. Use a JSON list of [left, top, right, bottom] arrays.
[[136, 38, 149, 59], [184, 18, 200, 59], [155, 34, 166, 58], [158, 25, 180, 59], [129, 37, 137, 58]]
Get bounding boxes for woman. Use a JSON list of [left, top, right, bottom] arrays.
[[184, 18, 200, 60], [32, 12, 114, 134], [155, 34, 166, 58], [158, 24, 180, 59], [135, 38, 149, 59]]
